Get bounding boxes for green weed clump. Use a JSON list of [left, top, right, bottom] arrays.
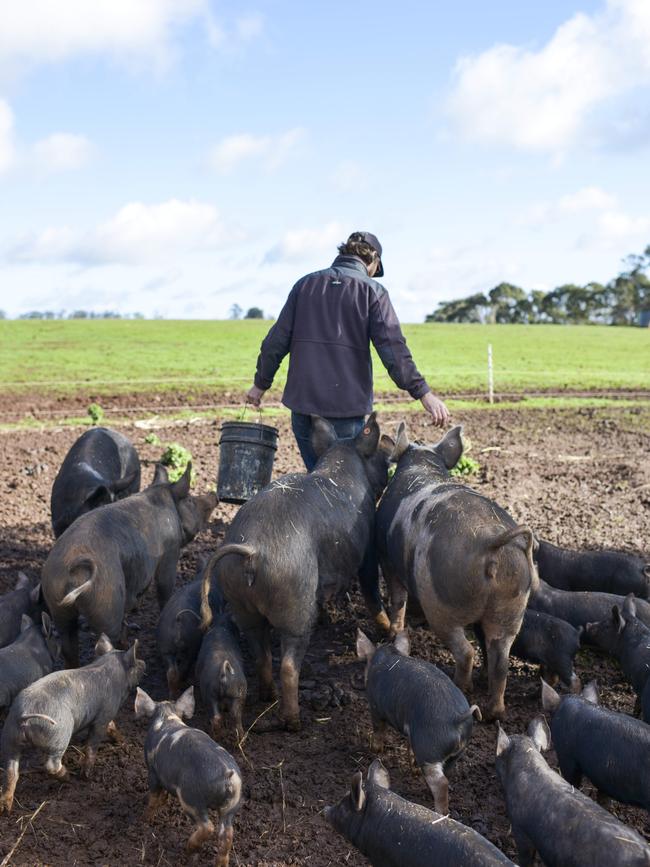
[[451, 434, 481, 477], [144, 433, 161, 445], [87, 403, 104, 425], [160, 442, 196, 484]]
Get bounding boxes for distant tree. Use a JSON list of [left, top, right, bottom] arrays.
[[244, 307, 264, 319], [426, 292, 490, 323], [229, 304, 243, 320], [132, 312, 145, 319], [69, 310, 89, 319], [487, 283, 527, 323], [0, 310, 5, 319]]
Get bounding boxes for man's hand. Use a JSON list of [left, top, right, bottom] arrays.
[[246, 385, 266, 407], [421, 392, 450, 428]]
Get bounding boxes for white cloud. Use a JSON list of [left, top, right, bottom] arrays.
[[32, 132, 92, 172], [209, 128, 305, 174], [578, 209, 650, 250], [264, 221, 346, 265], [447, 0, 650, 154], [329, 160, 368, 192], [0, 98, 14, 173], [0, 0, 206, 72], [235, 15, 264, 42], [6, 198, 239, 265], [521, 186, 618, 226]]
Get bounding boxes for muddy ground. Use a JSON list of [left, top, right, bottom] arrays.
[[0, 402, 649, 866]]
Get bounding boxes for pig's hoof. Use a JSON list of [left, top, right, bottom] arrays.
[[483, 705, 506, 723], [374, 610, 391, 632], [0, 796, 13, 814], [283, 717, 301, 733]]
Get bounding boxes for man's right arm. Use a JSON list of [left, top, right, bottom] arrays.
[[248, 285, 298, 403]]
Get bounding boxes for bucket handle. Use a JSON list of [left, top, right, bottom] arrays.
[[238, 402, 265, 428]]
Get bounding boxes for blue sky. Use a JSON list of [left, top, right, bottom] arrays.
[[1, 0, 649, 321]]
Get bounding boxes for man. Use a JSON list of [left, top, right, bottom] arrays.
[[246, 231, 450, 469]]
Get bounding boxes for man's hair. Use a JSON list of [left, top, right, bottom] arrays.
[[337, 232, 379, 267]]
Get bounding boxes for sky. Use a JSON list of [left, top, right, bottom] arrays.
[[1, 0, 649, 321]]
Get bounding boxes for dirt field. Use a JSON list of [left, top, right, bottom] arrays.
[[1, 403, 649, 865]]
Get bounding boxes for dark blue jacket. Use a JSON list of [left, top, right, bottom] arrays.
[[254, 255, 430, 417]]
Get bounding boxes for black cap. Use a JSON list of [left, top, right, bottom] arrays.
[[354, 231, 384, 277]]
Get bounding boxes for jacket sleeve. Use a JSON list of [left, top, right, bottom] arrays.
[[254, 285, 298, 390], [368, 284, 430, 400]]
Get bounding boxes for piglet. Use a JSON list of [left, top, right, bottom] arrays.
[[0, 572, 42, 648], [325, 759, 514, 866], [496, 715, 650, 867], [536, 538, 650, 599], [196, 613, 247, 741], [511, 609, 582, 690], [585, 595, 650, 718], [0, 636, 144, 813], [157, 563, 224, 697], [357, 630, 480, 814], [0, 613, 60, 710], [135, 686, 242, 867], [542, 678, 650, 812]]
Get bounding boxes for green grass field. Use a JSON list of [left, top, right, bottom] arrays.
[[1, 319, 648, 396]]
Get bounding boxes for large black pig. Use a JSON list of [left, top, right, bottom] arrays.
[[42, 463, 217, 666], [536, 538, 650, 599], [0, 572, 42, 648], [496, 715, 650, 867], [51, 427, 141, 538], [200, 413, 393, 730], [325, 759, 514, 866], [541, 679, 650, 812], [376, 423, 536, 720]]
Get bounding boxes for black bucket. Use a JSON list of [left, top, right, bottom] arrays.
[[217, 421, 279, 504]]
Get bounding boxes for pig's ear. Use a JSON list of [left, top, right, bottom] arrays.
[[41, 612, 52, 637], [310, 416, 337, 458], [582, 680, 599, 705], [367, 759, 390, 790], [393, 630, 410, 656], [134, 687, 156, 719], [85, 484, 112, 510], [151, 463, 169, 486], [495, 723, 510, 757], [355, 413, 380, 458], [392, 422, 410, 462], [123, 641, 139, 669], [16, 571, 31, 590], [540, 678, 561, 713], [528, 715, 551, 752], [622, 594, 637, 620], [95, 634, 114, 656], [356, 629, 375, 661], [611, 605, 626, 633], [170, 464, 192, 501], [30, 582, 41, 604], [378, 434, 395, 459], [175, 685, 195, 719], [349, 771, 366, 812], [435, 425, 464, 470], [20, 614, 33, 632]]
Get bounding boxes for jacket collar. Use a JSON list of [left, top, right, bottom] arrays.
[[331, 254, 370, 276]]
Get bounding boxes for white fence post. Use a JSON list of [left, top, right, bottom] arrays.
[[488, 343, 494, 404]]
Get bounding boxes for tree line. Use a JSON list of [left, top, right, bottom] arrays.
[[426, 245, 650, 325]]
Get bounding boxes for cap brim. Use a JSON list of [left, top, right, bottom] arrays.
[[375, 259, 384, 278]]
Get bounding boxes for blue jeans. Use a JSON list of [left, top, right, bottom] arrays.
[[291, 412, 365, 471]]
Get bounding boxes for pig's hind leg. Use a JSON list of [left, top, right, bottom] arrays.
[[242, 620, 276, 703], [279, 631, 311, 731], [185, 806, 214, 853], [216, 817, 235, 867], [422, 761, 449, 815], [433, 621, 475, 695], [0, 757, 20, 813]]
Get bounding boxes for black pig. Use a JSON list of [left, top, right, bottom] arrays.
[[536, 538, 650, 599], [51, 427, 141, 538], [585, 595, 650, 715], [200, 414, 392, 730], [0, 635, 144, 813], [196, 613, 247, 741], [529, 579, 650, 635], [42, 463, 217, 666], [0, 572, 42, 648], [135, 686, 242, 867], [157, 562, 224, 697], [376, 423, 537, 720], [496, 715, 650, 867], [0, 613, 59, 710], [356, 629, 480, 814], [325, 759, 514, 866], [510, 610, 582, 690], [542, 678, 650, 811]]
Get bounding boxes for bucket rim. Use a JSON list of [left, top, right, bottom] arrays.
[[219, 420, 279, 435]]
